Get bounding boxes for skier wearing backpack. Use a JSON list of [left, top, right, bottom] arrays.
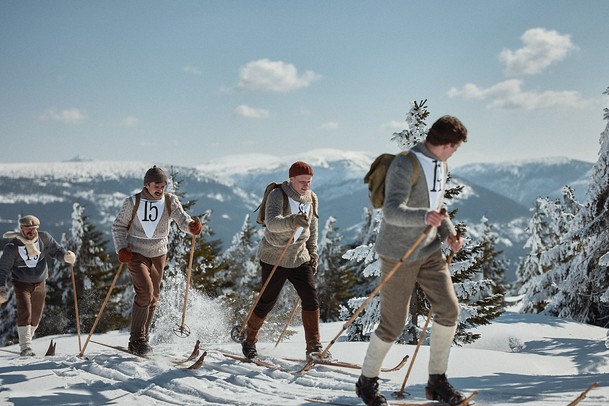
[[0, 215, 76, 356], [356, 116, 468, 406], [242, 161, 327, 361], [112, 166, 202, 356]]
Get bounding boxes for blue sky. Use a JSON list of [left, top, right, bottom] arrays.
[[1, 1, 608, 168]]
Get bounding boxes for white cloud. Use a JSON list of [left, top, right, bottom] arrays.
[[234, 104, 270, 118], [320, 121, 339, 129], [39, 107, 87, 124], [121, 116, 139, 127], [499, 28, 576, 76], [447, 79, 590, 110], [183, 65, 201, 75], [237, 59, 321, 92]]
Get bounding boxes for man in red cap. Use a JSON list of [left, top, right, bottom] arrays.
[[112, 165, 202, 356], [242, 161, 328, 360]]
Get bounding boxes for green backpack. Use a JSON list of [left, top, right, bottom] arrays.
[[364, 150, 420, 209]]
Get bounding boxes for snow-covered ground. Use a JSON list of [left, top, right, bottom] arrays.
[[1, 306, 608, 406]]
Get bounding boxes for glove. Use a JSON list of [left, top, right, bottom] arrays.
[[290, 213, 309, 229], [118, 248, 133, 264], [189, 218, 202, 235], [309, 254, 318, 274], [0, 287, 7, 305], [64, 250, 76, 264]]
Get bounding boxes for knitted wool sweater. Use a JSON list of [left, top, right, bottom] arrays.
[[257, 181, 318, 268], [112, 190, 193, 258], [0, 231, 66, 286], [376, 142, 456, 261]]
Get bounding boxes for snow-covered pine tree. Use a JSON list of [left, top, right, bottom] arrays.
[[340, 208, 382, 341], [540, 87, 609, 325], [316, 216, 354, 322], [475, 216, 509, 300], [449, 218, 506, 345], [216, 214, 263, 324], [40, 202, 126, 337], [516, 187, 581, 313]]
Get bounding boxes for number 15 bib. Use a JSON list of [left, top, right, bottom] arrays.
[[134, 197, 166, 238]]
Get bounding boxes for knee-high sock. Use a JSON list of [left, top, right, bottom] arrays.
[[361, 332, 393, 378], [18, 325, 33, 351], [428, 322, 457, 375]]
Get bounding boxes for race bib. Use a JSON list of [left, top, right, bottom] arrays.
[[134, 196, 166, 238], [289, 198, 311, 243], [18, 242, 40, 267], [411, 151, 445, 210]]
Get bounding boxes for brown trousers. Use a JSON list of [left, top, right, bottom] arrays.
[[375, 250, 459, 343], [127, 253, 166, 307], [13, 280, 46, 327]]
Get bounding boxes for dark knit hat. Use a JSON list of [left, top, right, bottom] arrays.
[[19, 215, 40, 228], [289, 161, 314, 178], [144, 166, 168, 184]]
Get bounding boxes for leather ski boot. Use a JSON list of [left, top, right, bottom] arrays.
[[425, 373, 467, 406], [356, 375, 387, 406]]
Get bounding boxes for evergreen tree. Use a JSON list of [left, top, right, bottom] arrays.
[[216, 214, 263, 324], [316, 216, 354, 322], [516, 188, 581, 313], [539, 88, 609, 325], [41, 202, 126, 337]]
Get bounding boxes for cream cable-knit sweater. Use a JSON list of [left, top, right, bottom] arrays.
[[112, 190, 193, 258], [257, 181, 318, 268]]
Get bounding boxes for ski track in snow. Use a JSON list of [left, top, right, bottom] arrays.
[[2, 313, 609, 405]]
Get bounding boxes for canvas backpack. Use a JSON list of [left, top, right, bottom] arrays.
[[127, 192, 172, 230], [254, 182, 318, 227], [364, 150, 420, 209]]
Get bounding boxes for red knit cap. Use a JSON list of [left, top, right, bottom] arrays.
[[289, 161, 314, 177]]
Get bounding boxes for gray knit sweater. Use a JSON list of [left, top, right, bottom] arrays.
[[257, 181, 318, 268], [112, 190, 193, 258], [375, 142, 455, 261]]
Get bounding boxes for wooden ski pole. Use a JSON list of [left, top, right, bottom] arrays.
[[274, 297, 301, 348], [176, 234, 196, 336], [79, 263, 124, 357], [394, 307, 432, 397], [69, 263, 82, 352], [234, 227, 299, 341], [395, 240, 458, 397], [299, 223, 438, 373]]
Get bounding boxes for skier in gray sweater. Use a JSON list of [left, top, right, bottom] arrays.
[[356, 116, 468, 406]]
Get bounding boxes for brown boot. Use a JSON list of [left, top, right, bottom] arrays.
[[302, 309, 330, 360], [129, 303, 152, 355], [242, 312, 265, 359], [144, 305, 156, 342]]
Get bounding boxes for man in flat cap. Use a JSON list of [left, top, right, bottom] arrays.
[[0, 215, 76, 356], [112, 165, 202, 356]]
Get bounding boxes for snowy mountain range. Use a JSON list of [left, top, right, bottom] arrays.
[[0, 150, 593, 281]]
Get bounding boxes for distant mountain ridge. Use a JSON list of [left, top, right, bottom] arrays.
[[0, 150, 594, 281]]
